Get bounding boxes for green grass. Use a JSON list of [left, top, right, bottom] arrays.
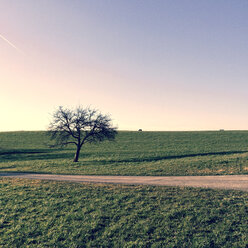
[[1, 131, 248, 175], [1, 132, 248, 247], [0, 178, 247, 247]]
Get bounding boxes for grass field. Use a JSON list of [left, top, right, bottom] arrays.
[[0, 131, 248, 176], [1, 131, 248, 247], [0, 178, 247, 247]]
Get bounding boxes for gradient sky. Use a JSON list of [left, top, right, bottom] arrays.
[[1, 0, 248, 131]]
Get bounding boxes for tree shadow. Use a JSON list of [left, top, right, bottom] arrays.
[[0, 149, 50, 155], [1, 149, 247, 166], [91, 150, 248, 165], [0, 149, 74, 162], [0, 171, 57, 175]]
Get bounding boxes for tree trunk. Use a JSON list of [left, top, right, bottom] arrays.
[[73, 145, 81, 162]]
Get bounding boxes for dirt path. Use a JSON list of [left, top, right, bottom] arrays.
[[0, 173, 248, 191]]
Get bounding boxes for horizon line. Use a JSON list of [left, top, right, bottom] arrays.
[[0, 129, 248, 133]]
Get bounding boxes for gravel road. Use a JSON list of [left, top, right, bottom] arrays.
[[1, 173, 248, 191]]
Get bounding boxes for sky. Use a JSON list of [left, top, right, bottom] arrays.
[[0, 0, 248, 131]]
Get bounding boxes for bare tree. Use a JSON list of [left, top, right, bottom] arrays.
[[48, 106, 117, 162]]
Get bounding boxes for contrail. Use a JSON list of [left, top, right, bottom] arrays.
[[0, 33, 24, 54]]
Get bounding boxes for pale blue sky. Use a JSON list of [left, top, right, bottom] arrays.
[[1, 1, 248, 131]]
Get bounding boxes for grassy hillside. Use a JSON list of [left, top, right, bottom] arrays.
[[0, 178, 247, 247], [0, 131, 248, 175], [1, 133, 248, 247]]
